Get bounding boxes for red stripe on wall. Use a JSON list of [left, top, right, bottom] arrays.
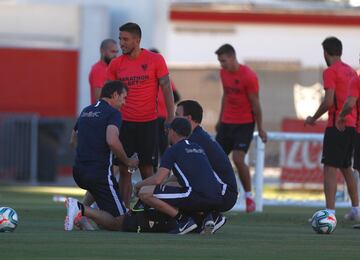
[[170, 10, 360, 26], [0, 48, 78, 117]]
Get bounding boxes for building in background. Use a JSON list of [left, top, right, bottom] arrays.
[[0, 0, 360, 182]]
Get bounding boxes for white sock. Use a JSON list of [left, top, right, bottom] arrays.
[[245, 192, 253, 198], [326, 209, 335, 215], [352, 206, 360, 213]]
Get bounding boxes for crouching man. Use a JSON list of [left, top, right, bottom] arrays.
[[134, 117, 223, 235]]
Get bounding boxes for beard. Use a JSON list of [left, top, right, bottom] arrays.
[[122, 46, 135, 55], [104, 56, 112, 65]]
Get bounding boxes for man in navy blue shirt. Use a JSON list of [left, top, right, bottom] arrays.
[[65, 80, 139, 231], [134, 117, 223, 234], [177, 100, 238, 233]]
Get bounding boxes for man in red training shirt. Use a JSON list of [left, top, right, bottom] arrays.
[[89, 39, 119, 104], [107, 22, 175, 208], [215, 44, 267, 213], [305, 37, 359, 220]]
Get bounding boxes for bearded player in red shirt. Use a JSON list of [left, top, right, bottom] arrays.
[[305, 37, 359, 221], [215, 44, 267, 213], [107, 22, 175, 208], [89, 39, 119, 104]]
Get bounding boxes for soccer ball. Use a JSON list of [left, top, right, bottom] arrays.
[[0, 207, 18, 232], [310, 210, 337, 234]]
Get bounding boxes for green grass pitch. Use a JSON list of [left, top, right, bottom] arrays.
[[0, 185, 359, 259]]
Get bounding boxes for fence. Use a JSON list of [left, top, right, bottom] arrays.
[[0, 113, 38, 184]]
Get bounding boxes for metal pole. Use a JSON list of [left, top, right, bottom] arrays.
[[254, 134, 265, 212], [29, 115, 38, 185]]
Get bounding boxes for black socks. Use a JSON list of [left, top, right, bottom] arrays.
[[77, 201, 85, 216]]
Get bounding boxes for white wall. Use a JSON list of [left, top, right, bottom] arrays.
[[167, 22, 360, 67]]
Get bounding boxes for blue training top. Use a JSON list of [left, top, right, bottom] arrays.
[[189, 126, 238, 193], [160, 139, 222, 200], [74, 99, 122, 169]]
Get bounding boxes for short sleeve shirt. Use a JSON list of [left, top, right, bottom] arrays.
[[107, 49, 169, 122], [88, 60, 107, 104], [323, 61, 357, 127], [74, 100, 122, 169], [220, 65, 259, 124]]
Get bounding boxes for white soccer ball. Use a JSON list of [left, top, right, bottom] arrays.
[[311, 210, 337, 234], [0, 207, 18, 232]]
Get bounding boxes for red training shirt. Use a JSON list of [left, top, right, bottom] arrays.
[[348, 75, 360, 132], [88, 60, 108, 104], [323, 61, 357, 128], [107, 49, 169, 122], [220, 65, 259, 124]]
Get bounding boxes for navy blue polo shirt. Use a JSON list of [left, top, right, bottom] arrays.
[[160, 139, 222, 200], [74, 99, 122, 169], [189, 126, 238, 193]]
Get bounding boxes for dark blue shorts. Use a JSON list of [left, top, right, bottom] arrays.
[[73, 165, 127, 217], [153, 185, 221, 212], [218, 189, 238, 212]]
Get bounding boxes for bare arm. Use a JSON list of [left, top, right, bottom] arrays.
[[106, 125, 138, 168], [92, 88, 102, 103], [248, 92, 267, 143], [305, 89, 334, 126], [134, 167, 170, 194], [336, 96, 357, 131], [69, 130, 77, 148], [159, 75, 175, 123], [216, 94, 225, 133]]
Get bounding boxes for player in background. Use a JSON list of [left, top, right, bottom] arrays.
[[134, 118, 223, 235], [107, 22, 175, 208], [215, 44, 267, 213], [149, 48, 181, 158], [149, 48, 181, 172], [176, 100, 238, 233], [89, 39, 119, 104], [66, 80, 139, 231], [336, 54, 360, 221], [305, 37, 359, 220]]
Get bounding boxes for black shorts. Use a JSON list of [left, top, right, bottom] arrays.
[[73, 165, 128, 217], [153, 185, 221, 212], [321, 126, 355, 168], [117, 119, 158, 166], [353, 132, 360, 170], [152, 117, 168, 168], [216, 122, 255, 155]]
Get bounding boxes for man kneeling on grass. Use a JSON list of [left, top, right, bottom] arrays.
[[134, 117, 223, 235], [65, 80, 139, 231]]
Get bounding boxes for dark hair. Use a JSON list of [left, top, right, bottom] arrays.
[[119, 22, 142, 39], [322, 37, 342, 56], [177, 100, 203, 124], [149, 48, 160, 53], [215, 43, 236, 56], [170, 118, 191, 137], [100, 80, 128, 98], [100, 39, 116, 50]]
